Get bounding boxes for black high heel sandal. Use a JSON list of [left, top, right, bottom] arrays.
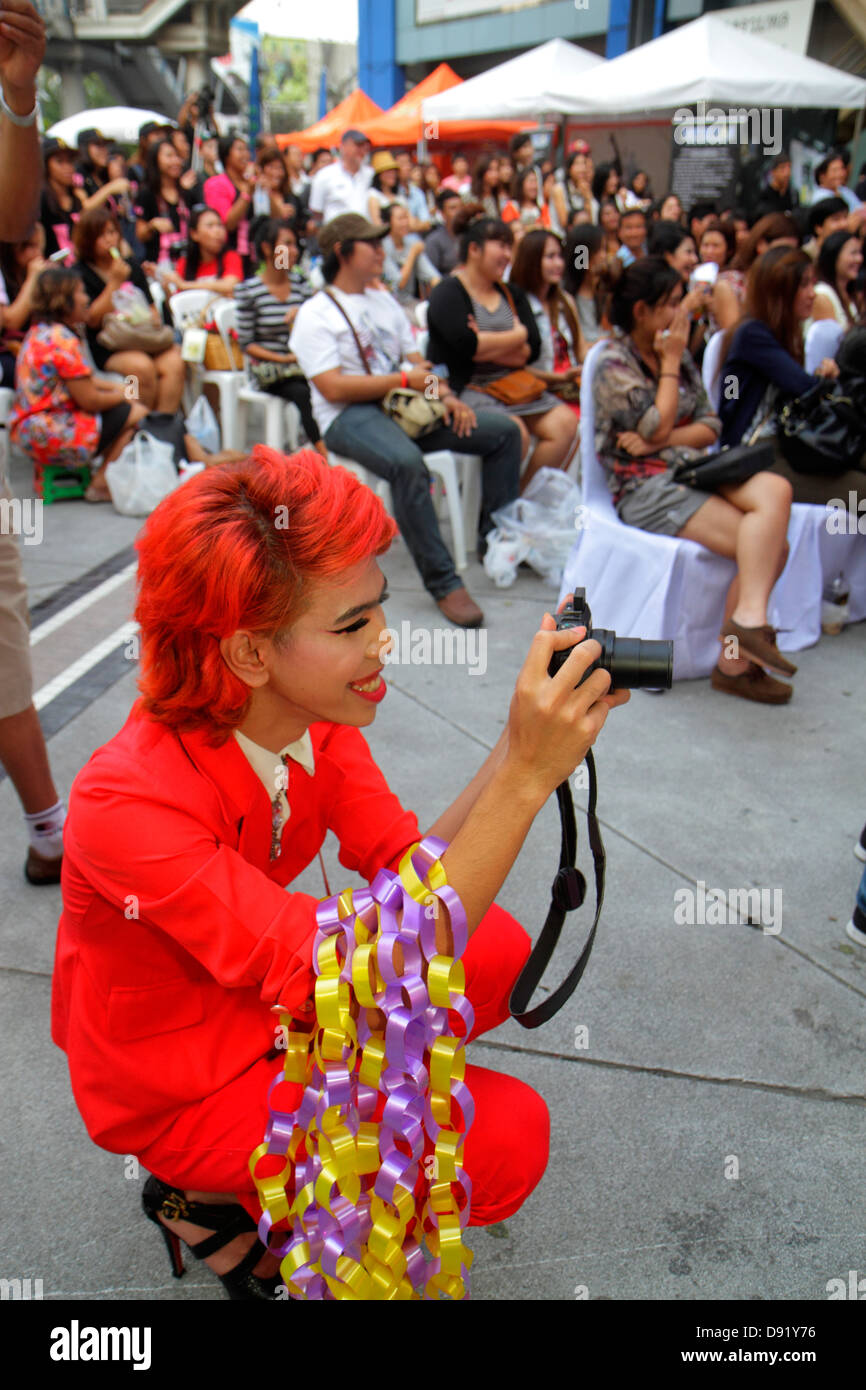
[[142, 1174, 283, 1301]]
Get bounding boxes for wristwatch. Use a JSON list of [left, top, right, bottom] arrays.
[[0, 88, 39, 127]]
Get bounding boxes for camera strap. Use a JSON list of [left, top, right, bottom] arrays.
[[509, 749, 605, 1029]]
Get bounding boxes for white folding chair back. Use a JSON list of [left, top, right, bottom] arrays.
[[701, 329, 727, 413], [804, 319, 844, 374], [212, 297, 240, 362]]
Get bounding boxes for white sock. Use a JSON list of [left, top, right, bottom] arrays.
[[24, 799, 66, 858]]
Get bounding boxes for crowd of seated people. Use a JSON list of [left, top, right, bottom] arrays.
[[7, 112, 866, 652]]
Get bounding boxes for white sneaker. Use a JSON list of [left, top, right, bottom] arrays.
[[855, 825, 866, 863], [846, 909, 866, 947]]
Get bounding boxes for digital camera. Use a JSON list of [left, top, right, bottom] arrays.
[[549, 589, 673, 690]]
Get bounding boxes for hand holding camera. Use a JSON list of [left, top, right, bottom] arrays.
[[505, 601, 631, 803]]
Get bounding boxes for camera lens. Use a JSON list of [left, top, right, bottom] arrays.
[[594, 631, 673, 690]]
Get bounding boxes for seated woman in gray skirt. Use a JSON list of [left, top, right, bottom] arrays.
[[427, 210, 578, 492], [593, 257, 795, 706]]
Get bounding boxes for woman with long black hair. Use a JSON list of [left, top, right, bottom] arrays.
[[563, 222, 614, 345], [509, 228, 585, 406], [164, 205, 244, 296], [718, 245, 864, 508], [135, 136, 194, 267], [205, 134, 257, 275], [471, 154, 504, 220], [428, 211, 578, 491]]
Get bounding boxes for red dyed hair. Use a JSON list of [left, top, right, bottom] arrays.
[[134, 447, 397, 743]]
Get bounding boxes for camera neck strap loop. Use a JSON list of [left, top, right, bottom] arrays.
[[509, 748, 606, 1029]]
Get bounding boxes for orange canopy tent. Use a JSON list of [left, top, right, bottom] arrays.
[[361, 63, 532, 147], [274, 89, 383, 153]]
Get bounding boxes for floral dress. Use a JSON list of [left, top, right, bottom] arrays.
[[593, 331, 720, 506], [10, 323, 99, 492]]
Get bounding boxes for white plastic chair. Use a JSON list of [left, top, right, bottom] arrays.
[[804, 319, 844, 375], [328, 447, 477, 572], [208, 297, 300, 452], [169, 289, 247, 436], [168, 288, 212, 331], [702, 329, 865, 647], [560, 340, 737, 680]]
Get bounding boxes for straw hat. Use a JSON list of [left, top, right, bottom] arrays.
[[371, 151, 399, 176]]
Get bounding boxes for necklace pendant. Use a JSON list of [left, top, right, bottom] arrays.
[[270, 799, 283, 861]]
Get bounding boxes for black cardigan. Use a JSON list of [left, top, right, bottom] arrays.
[[426, 274, 542, 395]]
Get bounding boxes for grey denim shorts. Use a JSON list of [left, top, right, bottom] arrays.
[[616, 469, 712, 536]]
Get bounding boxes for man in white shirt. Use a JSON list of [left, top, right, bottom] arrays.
[[290, 214, 522, 628], [810, 151, 864, 222], [308, 129, 373, 225]]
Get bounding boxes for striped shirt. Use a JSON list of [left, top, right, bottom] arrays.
[[234, 272, 314, 354]]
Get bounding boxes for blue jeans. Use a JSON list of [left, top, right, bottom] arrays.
[[857, 861, 866, 919], [324, 404, 521, 599]]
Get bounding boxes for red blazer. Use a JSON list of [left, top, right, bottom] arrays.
[[51, 702, 421, 1154]]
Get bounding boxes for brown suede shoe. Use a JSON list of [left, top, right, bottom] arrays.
[[710, 663, 792, 704], [436, 587, 484, 628], [720, 620, 797, 677], [25, 846, 63, 885]]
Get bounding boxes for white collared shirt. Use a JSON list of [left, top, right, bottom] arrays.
[[234, 727, 315, 833], [308, 159, 373, 223]]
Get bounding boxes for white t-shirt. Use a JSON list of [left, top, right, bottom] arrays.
[[309, 160, 373, 223], [289, 285, 415, 435]]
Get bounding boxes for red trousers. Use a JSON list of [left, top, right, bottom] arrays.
[[139, 903, 550, 1228]]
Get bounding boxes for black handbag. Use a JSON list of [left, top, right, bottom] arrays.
[[777, 379, 866, 477], [672, 439, 775, 491]]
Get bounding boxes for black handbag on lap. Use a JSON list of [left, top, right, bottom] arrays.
[[671, 439, 776, 491], [777, 380, 866, 477]]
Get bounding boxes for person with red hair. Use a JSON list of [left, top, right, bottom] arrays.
[[51, 448, 628, 1299]]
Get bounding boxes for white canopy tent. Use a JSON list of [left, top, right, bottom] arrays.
[[421, 37, 603, 123], [47, 107, 176, 145], [542, 14, 866, 116]]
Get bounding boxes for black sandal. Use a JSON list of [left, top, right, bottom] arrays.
[[142, 1174, 284, 1301]]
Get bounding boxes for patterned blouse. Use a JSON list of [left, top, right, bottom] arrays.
[[592, 331, 721, 504], [10, 323, 99, 484]]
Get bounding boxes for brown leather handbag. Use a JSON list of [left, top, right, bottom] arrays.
[[477, 368, 547, 406], [473, 285, 546, 406]]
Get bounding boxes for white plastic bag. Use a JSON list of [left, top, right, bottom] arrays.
[[483, 467, 584, 588], [482, 529, 529, 588], [111, 284, 153, 325], [185, 395, 220, 453], [105, 430, 179, 516]]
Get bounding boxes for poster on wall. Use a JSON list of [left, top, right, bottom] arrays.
[[670, 141, 740, 211]]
